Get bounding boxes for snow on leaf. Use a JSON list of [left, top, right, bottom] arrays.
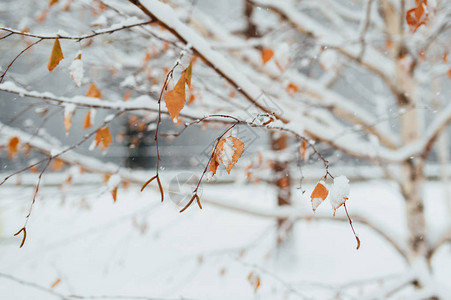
[[8, 136, 20, 159], [47, 38, 64, 72], [95, 127, 112, 150], [86, 83, 102, 99], [329, 175, 350, 216], [216, 136, 244, 174], [69, 51, 83, 87], [165, 73, 186, 122], [83, 111, 92, 129], [261, 48, 274, 64], [310, 181, 328, 212]]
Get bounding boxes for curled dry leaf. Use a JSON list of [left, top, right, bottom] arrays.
[[216, 136, 244, 174], [310, 181, 328, 212], [209, 155, 220, 177], [48, 38, 64, 71], [111, 186, 118, 202], [14, 227, 27, 248]]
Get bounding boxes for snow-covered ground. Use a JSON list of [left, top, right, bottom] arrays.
[[0, 178, 450, 299]]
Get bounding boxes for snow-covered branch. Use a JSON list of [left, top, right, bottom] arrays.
[[251, 0, 395, 81], [0, 18, 152, 41]]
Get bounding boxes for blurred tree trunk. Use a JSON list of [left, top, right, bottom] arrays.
[[271, 133, 293, 244], [381, 0, 428, 265], [244, 0, 259, 38]]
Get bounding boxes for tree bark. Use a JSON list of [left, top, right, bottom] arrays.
[[270, 132, 292, 244], [380, 0, 428, 264]]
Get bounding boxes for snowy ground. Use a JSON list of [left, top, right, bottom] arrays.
[[0, 177, 450, 299]]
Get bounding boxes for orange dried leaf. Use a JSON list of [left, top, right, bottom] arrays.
[[83, 111, 92, 129], [111, 186, 118, 202], [310, 182, 329, 212], [286, 82, 298, 96], [51, 159, 65, 171], [50, 278, 61, 289], [216, 136, 244, 174], [184, 63, 192, 88], [95, 127, 112, 150], [448, 69, 451, 80], [49, 0, 59, 7], [8, 136, 20, 159], [123, 90, 131, 102], [209, 156, 219, 177], [86, 83, 102, 99], [63, 112, 71, 133], [261, 48, 274, 64], [48, 38, 64, 71], [36, 9, 48, 22], [301, 140, 308, 161], [255, 277, 261, 292], [406, 1, 428, 32], [165, 73, 186, 121]]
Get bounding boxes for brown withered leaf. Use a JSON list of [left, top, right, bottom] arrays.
[[209, 155, 220, 177], [48, 38, 64, 71], [216, 136, 244, 174], [63, 112, 71, 133], [83, 111, 92, 129], [165, 73, 186, 121], [310, 182, 329, 212], [111, 186, 118, 202], [86, 83, 102, 99], [8, 136, 20, 159], [95, 127, 112, 150], [184, 63, 192, 88], [51, 158, 65, 171], [49, 0, 59, 7], [50, 278, 61, 289], [261, 48, 274, 64]]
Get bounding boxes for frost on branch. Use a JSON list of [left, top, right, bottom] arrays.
[[329, 175, 350, 216]]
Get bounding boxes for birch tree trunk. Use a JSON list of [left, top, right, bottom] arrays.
[[381, 0, 428, 264]]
